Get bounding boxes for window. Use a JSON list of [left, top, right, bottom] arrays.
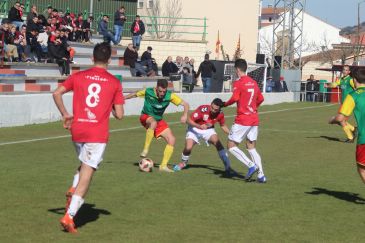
[[138, 0, 144, 9], [147, 0, 154, 8]]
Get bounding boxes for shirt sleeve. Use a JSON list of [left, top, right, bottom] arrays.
[[170, 93, 183, 106], [225, 82, 240, 106], [136, 89, 146, 97], [340, 95, 355, 117], [256, 89, 264, 107], [218, 113, 226, 126], [113, 82, 125, 105], [330, 79, 341, 88], [61, 75, 74, 91], [190, 108, 202, 122], [350, 78, 355, 90]]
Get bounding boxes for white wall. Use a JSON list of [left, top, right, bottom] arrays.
[[0, 92, 294, 128]]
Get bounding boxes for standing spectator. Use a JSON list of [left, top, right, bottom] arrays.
[[82, 16, 93, 44], [130, 15, 145, 50], [27, 5, 38, 24], [196, 54, 216, 93], [114, 6, 126, 45], [306, 74, 319, 101], [162, 56, 178, 77], [8, 2, 23, 30], [189, 58, 197, 85], [123, 43, 138, 76], [98, 15, 117, 45], [275, 76, 289, 92]]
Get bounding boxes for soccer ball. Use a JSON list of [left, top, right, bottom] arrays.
[[139, 158, 154, 172]]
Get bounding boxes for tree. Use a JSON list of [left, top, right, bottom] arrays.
[[146, 0, 183, 39]]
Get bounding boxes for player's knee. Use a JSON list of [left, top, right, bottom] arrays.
[[246, 140, 256, 149], [214, 140, 224, 151], [168, 135, 176, 146]]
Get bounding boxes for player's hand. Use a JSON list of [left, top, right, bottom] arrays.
[[180, 115, 187, 124], [62, 114, 73, 130], [199, 124, 208, 130]]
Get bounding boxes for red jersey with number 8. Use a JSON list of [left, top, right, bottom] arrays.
[[225, 75, 264, 126], [62, 67, 124, 143]]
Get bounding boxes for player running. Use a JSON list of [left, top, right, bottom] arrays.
[[223, 59, 266, 183], [334, 68, 365, 183], [325, 65, 357, 142], [124, 79, 189, 172], [173, 98, 234, 175], [53, 43, 125, 233]]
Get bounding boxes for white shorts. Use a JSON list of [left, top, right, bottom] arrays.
[[186, 126, 217, 144], [74, 143, 107, 169], [228, 124, 258, 143]]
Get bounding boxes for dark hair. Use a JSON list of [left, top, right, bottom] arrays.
[[234, 59, 248, 72], [136, 15, 140, 18], [157, 79, 168, 89], [353, 68, 365, 84], [204, 54, 209, 60], [103, 15, 109, 18], [212, 98, 224, 108], [147, 46, 152, 51], [52, 8, 58, 12], [93, 42, 112, 64], [121, 6, 125, 9]]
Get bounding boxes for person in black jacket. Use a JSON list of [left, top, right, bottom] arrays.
[[130, 15, 145, 50], [162, 56, 179, 77], [123, 43, 138, 76], [274, 76, 289, 92], [82, 16, 92, 43], [196, 54, 216, 92], [48, 29, 70, 75], [114, 6, 126, 45], [8, 2, 23, 30]]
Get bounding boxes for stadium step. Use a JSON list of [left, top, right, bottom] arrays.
[[25, 83, 51, 92], [0, 69, 26, 75], [69, 42, 126, 55], [0, 84, 14, 92], [73, 53, 124, 66]]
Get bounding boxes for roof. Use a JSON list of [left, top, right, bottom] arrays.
[[316, 64, 365, 72], [261, 7, 285, 15]]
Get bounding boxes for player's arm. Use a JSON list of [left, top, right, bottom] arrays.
[[256, 90, 264, 107], [124, 89, 146, 100], [336, 95, 355, 124], [171, 93, 189, 123], [350, 78, 356, 90], [53, 85, 73, 129], [112, 104, 124, 120], [187, 116, 208, 130], [224, 84, 240, 107], [113, 83, 125, 120], [220, 124, 230, 135], [325, 79, 340, 88]]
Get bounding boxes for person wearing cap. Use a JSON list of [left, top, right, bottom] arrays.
[[265, 76, 274, 93], [130, 15, 145, 50], [274, 76, 289, 92]]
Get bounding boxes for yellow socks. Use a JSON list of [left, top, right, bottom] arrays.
[[346, 122, 355, 132], [160, 144, 174, 168], [142, 129, 154, 155], [343, 125, 354, 140]]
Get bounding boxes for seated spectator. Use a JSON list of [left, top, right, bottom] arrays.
[[4, 24, 19, 62], [274, 76, 289, 92], [48, 29, 70, 75], [162, 56, 178, 77], [8, 2, 23, 30], [25, 29, 42, 62], [37, 28, 49, 61], [182, 56, 192, 74], [98, 15, 117, 45], [140, 46, 153, 71], [174, 56, 183, 73], [123, 43, 138, 76], [82, 16, 93, 43], [16, 25, 27, 61], [75, 15, 84, 42], [27, 15, 41, 33], [27, 5, 38, 25], [265, 76, 274, 93], [181, 66, 194, 92], [306, 74, 319, 101]]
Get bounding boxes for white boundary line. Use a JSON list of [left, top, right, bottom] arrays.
[[0, 104, 335, 147]]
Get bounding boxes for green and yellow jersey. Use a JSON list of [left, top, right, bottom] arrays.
[[329, 75, 355, 103], [340, 87, 365, 144], [136, 87, 182, 121]]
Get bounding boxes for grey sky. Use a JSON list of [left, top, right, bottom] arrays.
[[262, 0, 364, 28]]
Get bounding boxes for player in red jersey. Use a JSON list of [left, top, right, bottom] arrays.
[[53, 42, 125, 233], [173, 98, 234, 175], [223, 59, 266, 183]]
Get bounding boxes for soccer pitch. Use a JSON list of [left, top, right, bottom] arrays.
[[1, 102, 364, 242]]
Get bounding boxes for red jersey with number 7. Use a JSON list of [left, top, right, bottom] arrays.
[[62, 67, 125, 143], [224, 75, 264, 126]]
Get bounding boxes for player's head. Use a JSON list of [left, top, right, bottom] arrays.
[[211, 98, 224, 114], [353, 68, 365, 85], [234, 59, 248, 76], [93, 42, 111, 65], [156, 79, 168, 99], [342, 65, 351, 76]]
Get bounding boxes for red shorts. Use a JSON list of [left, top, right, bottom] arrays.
[[356, 144, 365, 166], [140, 114, 169, 138]]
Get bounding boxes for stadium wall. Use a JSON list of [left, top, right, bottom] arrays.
[[0, 92, 294, 128]]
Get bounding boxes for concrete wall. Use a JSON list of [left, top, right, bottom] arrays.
[[0, 92, 294, 128]]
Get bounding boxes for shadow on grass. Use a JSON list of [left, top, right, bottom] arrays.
[[306, 136, 342, 142], [306, 187, 365, 204], [48, 203, 111, 228]]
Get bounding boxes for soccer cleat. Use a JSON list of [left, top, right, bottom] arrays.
[[65, 187, 76, 212], [159, 166, 174, 173], [140, 150, 148, 158], [245, 165, 258, 180], [173, 162, 187, 172], [60, 214, 77, 233], [257, 176, 267, 183], [344, 138, 354, 143]]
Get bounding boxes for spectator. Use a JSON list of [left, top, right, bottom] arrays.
[[27, 5, 38, 24], [82, 16, 93, 44], [174, 56, 183, 72], [48, 29, 70, 75], [306, 74, 319, 101], [25, 29, 42, 62], [4, 24, 19, 62], [265, 76, 275, 93], [16, 25, 27, 61], [275, 76, 289, 92], [189, 58, 197, 85], [182, 56, 193, 74], [182, 67, 194, 92], [37, 28, 49, 60], [123, 43, 138, 76], [75, 15, 84, 42], [130, 15, 145, 50], [98, 15, 117, 45], [139, 46, 153, 74], [162, 56, 178, 77], [8, 2, 23, 30], [114, 6, 126, 45], [27, 15, 40, 33], [196, 54, 216, 93], [47, 6, 53, 18]]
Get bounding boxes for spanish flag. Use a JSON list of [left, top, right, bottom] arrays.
[[215, 30, 221, 59]]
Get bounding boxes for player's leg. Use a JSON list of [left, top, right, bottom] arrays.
[[357, 164, 365, 184], [356, 144, 365, 183], [140, 115, 158, 157], [174, 138, 196, 171], [209, 134, 231, 171], [335, 114, 354, 142], [158, 126, 176, 172], [245, 126, 265, 182]]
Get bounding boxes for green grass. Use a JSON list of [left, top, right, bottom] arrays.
[[1, 102, 364, 242]]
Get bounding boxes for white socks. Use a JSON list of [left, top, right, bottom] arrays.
[[181, 154, 190, 163], [229, 147, 255, 168], [72, 172, 80, 188], [67, 194, 84, 218], [248, 148, 264, 178]]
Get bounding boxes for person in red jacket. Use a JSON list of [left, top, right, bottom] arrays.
[[224, 59, 266, 183]]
